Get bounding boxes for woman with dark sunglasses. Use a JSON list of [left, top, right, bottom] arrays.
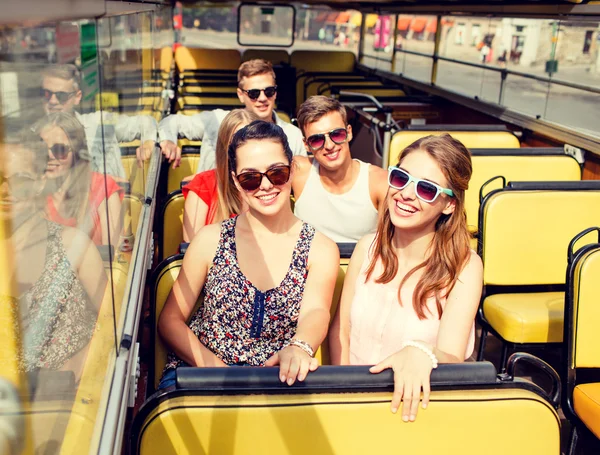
[[329, 134, 483, 422], [182, 109, 259, 243], [0, 133, 106, 382], [158, 121, 339, 389], [33, 113, 124, 247]]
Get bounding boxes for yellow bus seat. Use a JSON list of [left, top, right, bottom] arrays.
[[277, 111, 291, 124], [243, 49, 290, 65], [160, 191, 184, 261], [158, 46, 173, 74], [123, 193, 142, 239], [181, 85, 238, 94], [389, 129, 520, 167], [178, 96, 242, 109], [563, 240, 600, 444], [478, 183, 600, 365], [175, 47, 241, 71], [467, 151, 581, 233], [291, 50, 356, 73], [573, 384, 600, 439], [132, 365, 560, 455], [167, 154, 200, 194], [121, 156, 151, 196]]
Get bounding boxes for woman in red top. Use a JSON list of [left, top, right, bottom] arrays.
[[182, 109, 259, 242], [35, 112, 123, 247]]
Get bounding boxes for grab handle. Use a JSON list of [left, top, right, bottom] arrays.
[[479, 175, 506, 203], [506, 352, 560, 408], [568, 227, 600, 264]]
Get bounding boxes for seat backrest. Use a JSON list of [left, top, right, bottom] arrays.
[[123, 194, 143, 238], [158, 46, 173, 73], [467, 153, 581, 232], [243, 49, 290, 65], [291, 50, 356, 73], [133, 368, 559, 455], [152, 255, 184, 389], [389, 130, 520, 167], [568, 244, 600, 369], [121, 156, 150, 196], [480, 186, 600, 286], [161, 191, 184, 260], [167, 154, 200, 194], [175, 47, 241, 71]]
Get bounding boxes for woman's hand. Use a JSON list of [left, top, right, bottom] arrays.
[[369, 346, 434, 422], [265, 345, 319, 385]]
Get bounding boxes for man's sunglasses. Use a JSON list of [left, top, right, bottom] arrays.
[[240, 86, 277, 100], [48, 144, 72, 160], [388, 166, 454, 203], [236, 165, 291, 192], [41, 89, 77, 104], [306, 127, 348, 151], [0, 174, 37, 199]]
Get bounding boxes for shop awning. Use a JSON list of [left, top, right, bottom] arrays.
[[326, 12, 339, 23], [349, 13, 362, 27], [410, 17, 428, 33], [365, 14, 379, 28], [314, 12, 328, 22], [426, 19, 437, 34], [397, 17, 412, 31], [336, 12, 351, 23]]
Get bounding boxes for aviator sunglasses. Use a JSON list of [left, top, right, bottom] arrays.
[[305, 127, 348, 151], [236, 165, 291, 192], [240, 85, 277, 100], [48, 143, 72, 160], [388, 166, 454, 203], [41, 89, 77, 104]]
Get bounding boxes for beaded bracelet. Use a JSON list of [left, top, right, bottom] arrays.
[[286, 339, 315, 358], [401, 341, 439, 369]]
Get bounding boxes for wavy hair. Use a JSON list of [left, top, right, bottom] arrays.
[[33, 112, 92, 228], [212, 109, 260, 223], [365, 134, 473, 320]]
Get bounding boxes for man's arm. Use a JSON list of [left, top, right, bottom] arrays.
[[158, 113, 208, 168]]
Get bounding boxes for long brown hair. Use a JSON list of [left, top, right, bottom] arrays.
[[366, 134, 472, 320], [33, 112, 92, 228], [212, 109, 260, 223]]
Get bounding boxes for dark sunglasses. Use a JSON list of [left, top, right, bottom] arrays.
[[48, 144, 72, 160], [41, 88, 77, 104], [388, 166, 454, 203], [306, 127, 348, 151], [240, 85, 277, 100], [0, 174, 37, 199], [236, 165, 291, 192]]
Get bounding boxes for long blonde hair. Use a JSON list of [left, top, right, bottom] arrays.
[[33, 112, 92, 228], [365, 134, 473, 320], [212, 109, 260, 223]]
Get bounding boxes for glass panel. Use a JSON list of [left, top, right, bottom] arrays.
[[362, 14, 394, 71], [403, 52, 432, 84], [0, 6, 169, 452], [502, 74, 550, 117], [480, 69, 502, 104], [436, 60, 485, 98], [295, 8, 361, 56], [1, 17, 118, 454], [239, 4, 294, 47], [545, 84, 600, 134]]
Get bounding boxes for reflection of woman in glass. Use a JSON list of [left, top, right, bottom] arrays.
[[34, 112, 123, 247], [0, 134, 106, 379]]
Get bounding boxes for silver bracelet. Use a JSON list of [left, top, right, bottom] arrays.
[[401, 341, 439, 369], [286, 338, 315, 357]]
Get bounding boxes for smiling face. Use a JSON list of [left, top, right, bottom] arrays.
[[303, 111, 352, 172], [39, 125, 74, 179], [388, 148, 456, 233], [237, 73, 277, 122], [232, 139, 293, 217], [0, 144, 43, 222]]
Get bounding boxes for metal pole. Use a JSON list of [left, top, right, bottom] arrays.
[[391, 14, 399, 73], [382, 111, 392, 169], [358, 13, 366, 64], [431, 15, 442, 85]]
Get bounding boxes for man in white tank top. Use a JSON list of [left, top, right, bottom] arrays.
[[293, 96, 388, 243]]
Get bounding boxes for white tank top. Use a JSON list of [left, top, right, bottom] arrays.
[[294, 159, 379, 243]]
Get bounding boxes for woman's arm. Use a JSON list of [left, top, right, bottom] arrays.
[[265, 232, 340, 384], [99, 192, 123, 248], [370, 251, 483, 421], [182, 192, 209, 243], [158, 223, 226, 367], [329, 234, 371, 365]]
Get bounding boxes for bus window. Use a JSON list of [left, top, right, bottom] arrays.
[[394, 15, 437, 83]]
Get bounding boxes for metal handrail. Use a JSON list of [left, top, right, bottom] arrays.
[[394, 48, 600, 97]]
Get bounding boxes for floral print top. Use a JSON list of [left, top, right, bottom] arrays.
[[14, 221, 97, 372], [164, 216, 315, 371]]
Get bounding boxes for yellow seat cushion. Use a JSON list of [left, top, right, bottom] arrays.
[[573, 383, 600, 439], [483, 292, 564, 343]]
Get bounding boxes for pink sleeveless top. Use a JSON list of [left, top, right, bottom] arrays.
[[349, 250, 475, 365]]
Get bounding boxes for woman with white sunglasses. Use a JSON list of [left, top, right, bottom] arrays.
[[329, 133, 483, 422]]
